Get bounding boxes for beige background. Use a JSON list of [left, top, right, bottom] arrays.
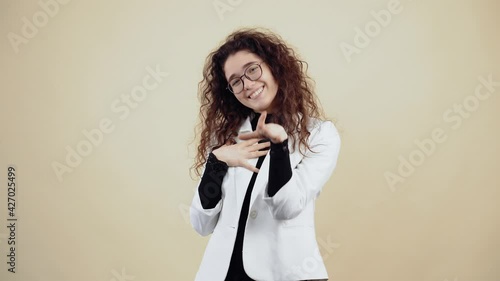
[[1, 0, 499, 280]]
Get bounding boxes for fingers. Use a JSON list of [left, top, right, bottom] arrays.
[[238, 131, 259, 140], [246, 147, 269, 160], [255, 150, 269, 158], [258, 111, 267, 128], [252, 141, 271, 151], [241, 161, 260, 173], [240, 137, 261, 146], [240, 111, 274, 141]]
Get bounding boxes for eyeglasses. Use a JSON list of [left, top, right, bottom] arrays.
[[226, 62, 263, 94]]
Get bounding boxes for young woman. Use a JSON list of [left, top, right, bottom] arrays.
[[190, 28, 341, 281]]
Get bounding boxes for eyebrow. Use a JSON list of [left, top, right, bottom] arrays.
[[227, 61, 258, 81]]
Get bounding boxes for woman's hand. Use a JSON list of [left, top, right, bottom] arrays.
[[212, 138, 270, 173], [238, 111, 288, 144]]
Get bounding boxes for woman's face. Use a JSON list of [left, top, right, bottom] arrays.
[[223, 50, 279, 114]]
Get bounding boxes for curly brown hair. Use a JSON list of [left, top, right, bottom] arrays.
[[191, 27, 328, 177]]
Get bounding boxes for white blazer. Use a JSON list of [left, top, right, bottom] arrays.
[[190, 116, 341, 281]]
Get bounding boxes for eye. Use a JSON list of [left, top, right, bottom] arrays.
[[247, 65, 259, 74], [230, 79, 242, 87]]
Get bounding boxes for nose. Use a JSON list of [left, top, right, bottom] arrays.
[[243, 76, 256, 90]]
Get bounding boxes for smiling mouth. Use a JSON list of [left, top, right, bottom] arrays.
[[248, 86, 264, 99]]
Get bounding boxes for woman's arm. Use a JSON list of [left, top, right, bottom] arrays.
[[263, 121, 341, 220], [198, 152, 228, 209], [190, 153, 227, 236], [268, 139, 293, 197]]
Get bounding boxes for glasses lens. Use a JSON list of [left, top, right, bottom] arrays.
[[227, 63, 263, 94], [246, 64, 262, 80], [229, 78, 243, 94]]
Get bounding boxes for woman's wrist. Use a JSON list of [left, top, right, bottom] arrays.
[[211, 149, 223, 162], [271, 132, 288, 144]]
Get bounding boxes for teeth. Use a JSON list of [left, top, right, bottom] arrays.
[[249, 87, 263, 99]]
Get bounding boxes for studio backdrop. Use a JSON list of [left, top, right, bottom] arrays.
[[0, 0, 499, 280]]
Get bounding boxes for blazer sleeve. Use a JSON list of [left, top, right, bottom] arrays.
[[190, 153, 227, 236], [262, 120, 341, 220]]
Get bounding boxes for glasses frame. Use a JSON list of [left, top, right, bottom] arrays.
[[226, 62, 264, 94]]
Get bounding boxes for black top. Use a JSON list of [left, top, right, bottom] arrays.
[[197, 113, 293, 281]]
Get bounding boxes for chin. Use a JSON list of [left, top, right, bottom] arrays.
[[251, 105, 270, 114]]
